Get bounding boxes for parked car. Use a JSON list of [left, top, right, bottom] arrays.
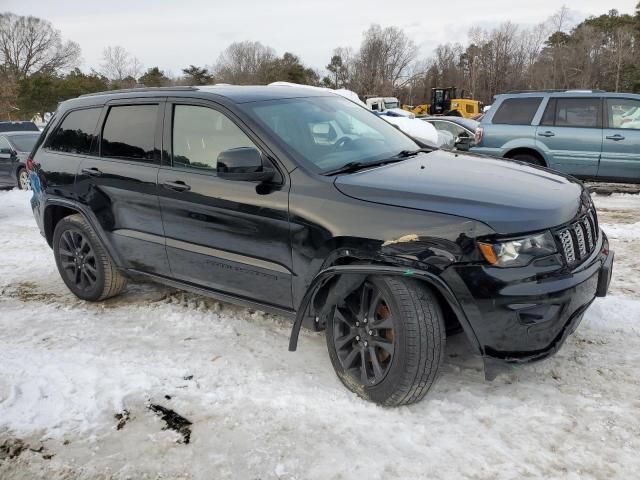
[[472, 90, 640, 182], [28, 86, 613, 406], [0, 121, 40, 133], [0, 131, 41, 189], [422, 116, 478, 150]]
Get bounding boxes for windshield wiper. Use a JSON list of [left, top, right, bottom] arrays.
[[394, 147, 436, 158], [323, 158, 409, 176]]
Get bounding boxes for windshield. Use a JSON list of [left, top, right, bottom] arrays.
[[245, 96, 418, 173], [10, 134, 40, 152], [384, 101, 399, 109]]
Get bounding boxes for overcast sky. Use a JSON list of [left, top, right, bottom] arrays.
[[4, 0, 639, 76]]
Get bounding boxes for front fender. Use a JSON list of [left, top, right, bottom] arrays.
[[288, 264, 481, 355]]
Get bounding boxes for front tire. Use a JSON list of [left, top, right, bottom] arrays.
[[326, 276, 445, 406], [53, 214, 127, 301]]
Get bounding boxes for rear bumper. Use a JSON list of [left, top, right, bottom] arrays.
[[447, 231, 613, 369]]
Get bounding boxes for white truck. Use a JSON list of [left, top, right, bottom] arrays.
[[365, 96, 401, 112]]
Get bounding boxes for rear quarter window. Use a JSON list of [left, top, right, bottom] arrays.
[[491, 97, 543, 125], [47, 108, 102, 154]]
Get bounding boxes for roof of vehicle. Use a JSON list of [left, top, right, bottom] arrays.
[[0, 121, 39, 133], [422, 116, 479, 130], [74, 85, 334, 106], [1, 131, 41, 137], [495, 90, 640, 99]]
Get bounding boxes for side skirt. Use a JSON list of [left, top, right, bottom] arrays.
[[126, 268, 296, 320]]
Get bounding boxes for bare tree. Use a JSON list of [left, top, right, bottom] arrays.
[[0, 13, 80, 79], [100, 46, 141, 82], [352, 25, 418, 96], [213, 41, 276, 84]]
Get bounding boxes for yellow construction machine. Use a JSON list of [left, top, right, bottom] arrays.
[[403, 87, 482, 118]]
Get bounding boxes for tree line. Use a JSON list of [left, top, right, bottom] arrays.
[[1, 5, 640, 120]]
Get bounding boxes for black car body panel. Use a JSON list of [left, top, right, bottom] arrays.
[[28, 86, 613, 376], [334, 151, 584, 234]]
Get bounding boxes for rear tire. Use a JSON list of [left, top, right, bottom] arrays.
[[17, 168, 30, 190], [326, 276, 445, 406], [509, 153, 544, 166], [53, 214, 127, 301]]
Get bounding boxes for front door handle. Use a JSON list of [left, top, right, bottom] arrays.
[[538, 131, 555, 137], [163, 180, 191, 192], [606, 134, 625, 141], [81, 167, 102, 176]]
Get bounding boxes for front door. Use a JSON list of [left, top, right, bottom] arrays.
[[600, 97, 640, 181], [157, 100, 293, 309], [75, 99, 170, 275], [535, 97, 603, 177]]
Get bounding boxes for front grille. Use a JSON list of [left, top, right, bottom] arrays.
[[555, 205, 599, 267]]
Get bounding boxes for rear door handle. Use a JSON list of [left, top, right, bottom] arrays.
[[538, 131, 555, 137], [81, 167, 102, 176], [606, 134, 625, 141], [162, 180, 191, 192]]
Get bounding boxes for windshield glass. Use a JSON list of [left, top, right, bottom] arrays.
[[384, 101, 399, 109], [245, 96, 418, 173], [10, 134, 40, 152]]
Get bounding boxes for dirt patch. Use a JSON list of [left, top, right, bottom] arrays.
[[148, 404, 192, 444], [0, 281, 60, 303], [597, 208, 639, 225], [114, 410, 131, 430]]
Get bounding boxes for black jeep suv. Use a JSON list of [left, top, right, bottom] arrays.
[[28, 86, 613, 406]]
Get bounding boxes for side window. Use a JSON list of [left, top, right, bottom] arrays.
[[492, 97, 542, 125], [554, 98, 600, 128], [0, 136, 11, 151], [540, 98, 557, 126], [607, 98, 640, 130], [101, 105, 158, 161], [172, 105, 256, 171], [47, 108, 101, 154]]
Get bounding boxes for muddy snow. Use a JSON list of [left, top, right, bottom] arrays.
[[0, 189, 638, 479]]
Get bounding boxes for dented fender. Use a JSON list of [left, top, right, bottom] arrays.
[[288, 264, 481, 353]]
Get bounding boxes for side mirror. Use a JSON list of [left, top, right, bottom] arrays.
[[0, 148, 13, 159], [217, 147, 275, 182], [454, 136, 472, 151]]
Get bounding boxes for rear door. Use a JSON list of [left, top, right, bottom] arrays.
[[535, 97, 603, 177], [157, 99, 293, 308], [600, 97, 640, 181], [0, 135, 12, 182], [75, 98, 170, 275]]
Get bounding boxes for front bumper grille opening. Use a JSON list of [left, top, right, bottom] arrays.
[[555, 206, 598, 267]]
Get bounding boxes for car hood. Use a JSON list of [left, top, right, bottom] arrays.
[[334, 150, 584, 235]]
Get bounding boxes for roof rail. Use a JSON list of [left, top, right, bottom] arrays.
[[79, 86, 198, 98], [505, 89, 606, 94]]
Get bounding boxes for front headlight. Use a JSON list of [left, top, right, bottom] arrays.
[[478, 231, 557, 267]]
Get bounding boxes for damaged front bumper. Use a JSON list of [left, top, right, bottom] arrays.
[[450, 232, 614, 380]]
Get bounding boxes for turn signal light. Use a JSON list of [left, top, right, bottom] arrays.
[[478, 242, 498, 265]]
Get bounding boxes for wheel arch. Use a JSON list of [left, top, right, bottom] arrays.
[[504, 147, 547, 166], [43, 199, 124, 267], [289, 264, 481, 356]]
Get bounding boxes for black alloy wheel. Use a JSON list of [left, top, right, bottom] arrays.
[[332, 281, 396, 386], [58, 229, 99, 293]]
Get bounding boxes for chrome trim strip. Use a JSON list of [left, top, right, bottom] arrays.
[[113, 229, 291, 275], [166, 238, 291, 274], [113, 229, 165, 245]]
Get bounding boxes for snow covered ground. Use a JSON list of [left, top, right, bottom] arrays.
[[0, 189, 639, 479]]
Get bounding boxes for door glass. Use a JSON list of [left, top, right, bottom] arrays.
[[555, 98, 600, 128], [47, 108, 102, 154], [172, 105, 257, 171], [492, 97, 542, 125], [0, 136, 11, 151], [101, 105, 158, 161], [607, 98, 640, 130]]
